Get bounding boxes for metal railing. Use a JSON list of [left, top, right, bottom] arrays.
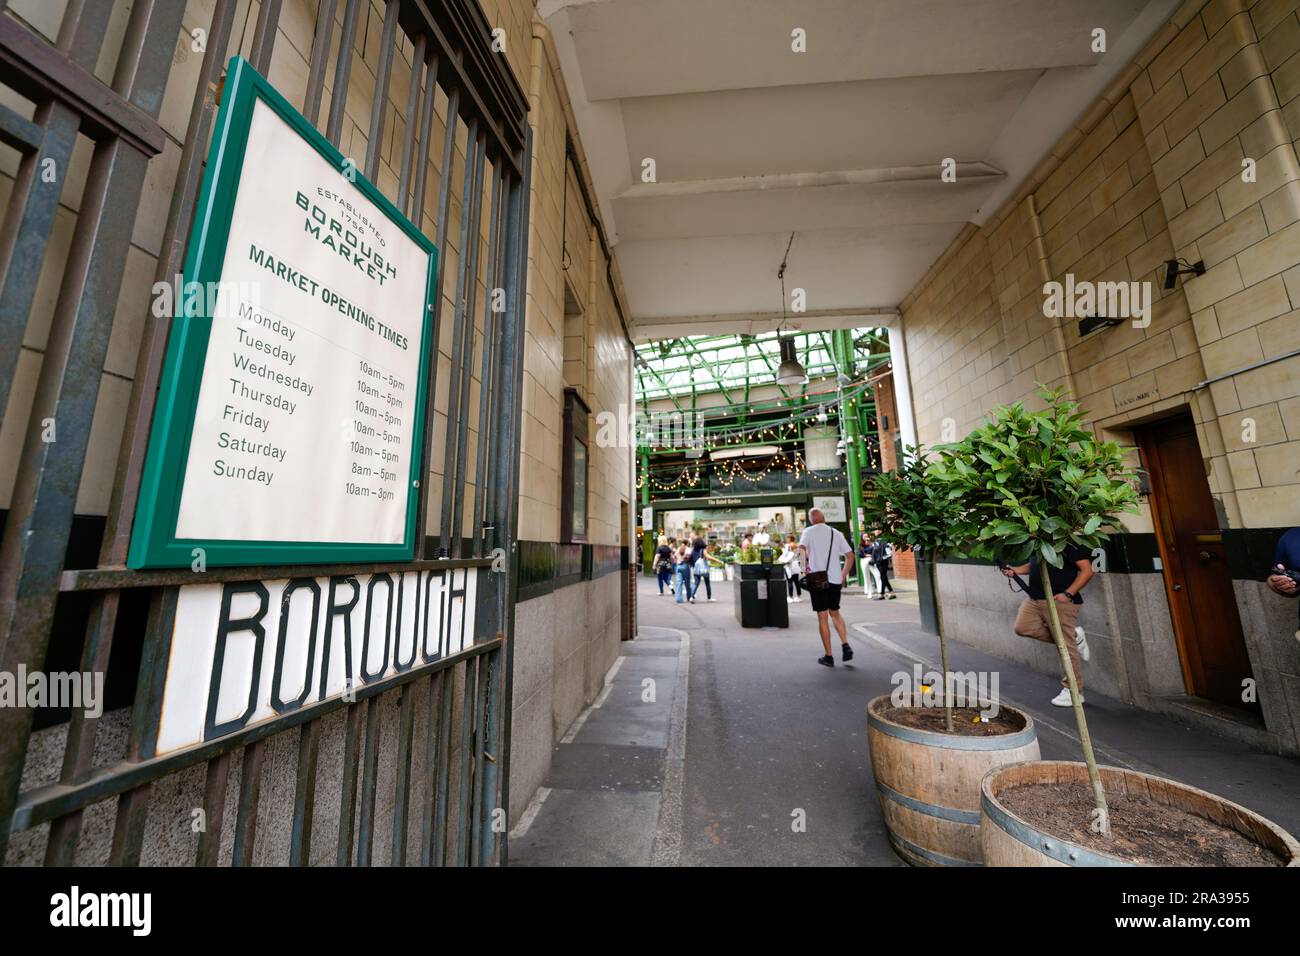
[[0, 0, 530, 866]]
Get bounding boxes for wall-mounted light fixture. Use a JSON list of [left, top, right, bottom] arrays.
[[1078, 316, 1124, 336], [1163, 258, 1205, 289]]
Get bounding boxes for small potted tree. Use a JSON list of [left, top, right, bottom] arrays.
[[861, 448, 1041, 866], [937, 387, 1298, 866]]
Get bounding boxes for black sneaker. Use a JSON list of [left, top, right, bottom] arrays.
[[841, 643, 854, 662], [818, 655, 834, 668]]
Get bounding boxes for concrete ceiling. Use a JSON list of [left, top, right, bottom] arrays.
[[540, 0, 1183, 338]]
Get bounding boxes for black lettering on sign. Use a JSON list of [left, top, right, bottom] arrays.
[[272, 577, 321, 714], [393, 572, 419, 673], [206, 581, 270, 740], [422, 570, 448, 663], [319, 575, 359, 697], [361, 573, 393, 682]]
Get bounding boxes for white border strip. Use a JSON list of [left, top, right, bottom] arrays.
[[652, 628, 691, 867]]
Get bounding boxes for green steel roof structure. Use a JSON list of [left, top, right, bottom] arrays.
[[634, 328, 893, 524]]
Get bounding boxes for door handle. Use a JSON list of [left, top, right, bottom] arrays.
[[1198, 550, 1218, 562], [1172, 584, 1182, 591]]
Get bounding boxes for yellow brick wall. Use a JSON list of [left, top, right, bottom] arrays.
[[900, 0, 1300, 531], [517, 23, 633, 546], [0, 0, 633, 545]]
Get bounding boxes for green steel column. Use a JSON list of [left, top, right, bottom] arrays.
[[857, 405, 871, 471], [835, 330, 864, 548], [640, 446, 654, 572]]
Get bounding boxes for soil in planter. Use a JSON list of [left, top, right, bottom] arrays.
[[882, 705, 1025, 737], [999, 782, 1284, 867]]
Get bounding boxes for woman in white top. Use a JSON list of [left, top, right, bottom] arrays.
[[779, 534, 803, 602]]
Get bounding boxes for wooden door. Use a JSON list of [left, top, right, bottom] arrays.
[[1138, 413, 1255, 709]]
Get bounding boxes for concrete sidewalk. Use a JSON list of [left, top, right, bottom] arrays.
[[508, 625, 689, 866]]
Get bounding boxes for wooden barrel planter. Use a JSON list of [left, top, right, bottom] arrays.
[[981, 761, 1300, 867], [867, 694, 1040, 867]]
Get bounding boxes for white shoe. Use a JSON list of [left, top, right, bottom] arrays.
[[1075, 625, 1090, 662], [1051, 688, 1083, 707], [708, 597, 715, 602]]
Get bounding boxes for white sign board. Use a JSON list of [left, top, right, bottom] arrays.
[[130, 59, 436, 568], [156, 568, 477, 755], [176, 99, 426, 544], [813, 495, 847, 522]]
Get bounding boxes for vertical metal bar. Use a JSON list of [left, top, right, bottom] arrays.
[[449, 134, 488, 556], [477, 648, 503, 865], [454, 655, 478, 865], [364, 0, 400, 182], [289, 719, 321, 865], [396, 33, 427, 216], [437, 117, 480, 555], [355, 698, 383, 866], [483, 167, 512, 541], [390, 683, 416, 865], [432, 660, 454, 866], [468, 648, 490, 864], [96, 583, 175, 866], [0, 105, 78, 429], [196, 753, 232, 866], [107, 787, 151, 866], [335, 700, 364, 865], [0, 0, 115, 485], [407, 48, 438, 222], [445, 130, 487, 557], [414, 81, 459, 555], [248, 0, 283, 73], [471, 163, 503, 557], [231, 740, 267, 866], [303, 0, 338, 127], [494, 128, 534, 864], [419, 669, 445, 865], [326, 0, 363, 148]]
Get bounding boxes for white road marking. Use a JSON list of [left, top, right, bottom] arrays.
[[509, 786, 551, 840], [561, 655, 626, 744]]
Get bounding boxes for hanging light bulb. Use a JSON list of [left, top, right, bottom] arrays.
[[775, 336, 807, 386]]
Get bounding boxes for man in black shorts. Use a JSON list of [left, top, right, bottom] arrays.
[[798, 508, 856, 667]]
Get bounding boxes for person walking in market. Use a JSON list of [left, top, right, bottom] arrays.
[[858, 533, 880, 598], [1001, 546, 1094, 706], [674, 541, 695, 604], [779, 534, 803, 603], [798, 508, 856, 668], [654, 535, 674, 595], [690, 530, 714, 602], [871, 534, 896, 600]]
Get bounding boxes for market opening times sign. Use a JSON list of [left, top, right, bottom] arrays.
[[129, 57, 436, 568]]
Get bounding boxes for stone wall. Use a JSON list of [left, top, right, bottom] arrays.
[[898, 0, 1300, 753]]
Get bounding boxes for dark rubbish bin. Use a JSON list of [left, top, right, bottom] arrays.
[[734, 559, 789, 628]]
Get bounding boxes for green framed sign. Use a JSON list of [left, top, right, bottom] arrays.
[[129, 57, 437, 568]]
